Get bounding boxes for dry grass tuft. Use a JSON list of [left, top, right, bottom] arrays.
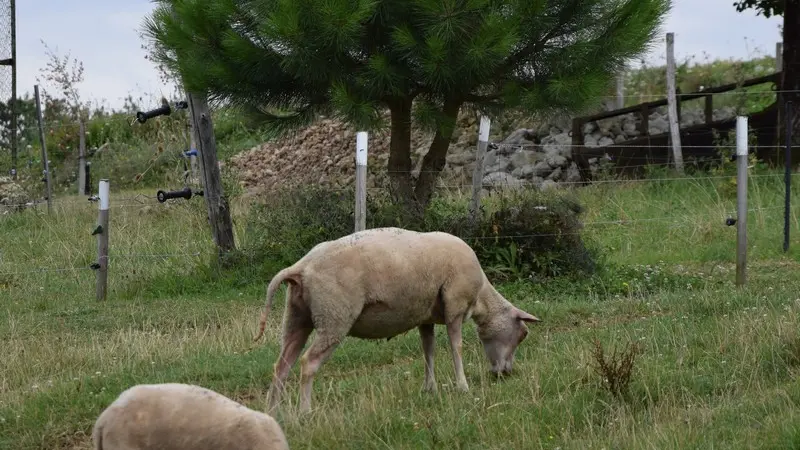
[[590, 336, 641, 399]]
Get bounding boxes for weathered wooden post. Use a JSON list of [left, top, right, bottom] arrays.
[[469, 116, 491, 226], [665, 32, 684, 174], [78, 120, 87, 195], [186, 92, 236, 254], [33, 84, 53, 212]]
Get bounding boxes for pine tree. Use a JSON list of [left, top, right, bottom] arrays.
[[143, 0, 670, 214]]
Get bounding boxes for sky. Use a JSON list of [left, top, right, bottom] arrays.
[[10, 0, 785, 112]]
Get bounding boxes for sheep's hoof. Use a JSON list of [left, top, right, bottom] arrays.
[[422, 382, 438, 393], [455, 381, 469, 392]]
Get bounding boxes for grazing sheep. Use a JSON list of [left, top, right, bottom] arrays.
[[253, 227, 541, 413], [92, 383, 290, 450]]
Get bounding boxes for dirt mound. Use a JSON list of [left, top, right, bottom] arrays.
[[229, 113, 489, 196]]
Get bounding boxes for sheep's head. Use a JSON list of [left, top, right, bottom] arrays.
[[476, 305, 540, 376]]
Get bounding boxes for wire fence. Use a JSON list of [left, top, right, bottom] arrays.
[[1, 114, 794, 199], [2, 171, 798, 213], [2, 78, 798, 298], [2, 174, 798, 279], [2, 82, 785, 200], [0, 0, 10, 62], [13, 85, 794, 134], [0, 0, 14, 173]]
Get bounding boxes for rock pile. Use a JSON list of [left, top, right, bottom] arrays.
[[231, 118, 423, 195], [228, 105, 738, 196], [462, 105, 739, 189], [229, 113, 482, 195]]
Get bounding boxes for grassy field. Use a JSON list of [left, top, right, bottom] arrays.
[[2, 168, 800, 449]]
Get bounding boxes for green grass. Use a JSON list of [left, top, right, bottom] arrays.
[[623, 53, 780, 115], [0, 46, 795, 450], [2, 169, 800, 449]]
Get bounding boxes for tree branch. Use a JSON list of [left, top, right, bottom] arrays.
[[498, 0, 582, 76], [464, 92, 504, 102], [413, 97, 463, 207]]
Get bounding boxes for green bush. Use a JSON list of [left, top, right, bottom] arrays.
[[430, 189, 597, 281], [240, 185, 597, 283], [239, 185, 356, 276]]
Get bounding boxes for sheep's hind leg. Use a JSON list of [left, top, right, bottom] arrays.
[[419, 324, 437, 392], [297, 285, 361, 413], [268, 327, 312, 412], [267, 288, 313, 413], [298, 332, 343, 414]]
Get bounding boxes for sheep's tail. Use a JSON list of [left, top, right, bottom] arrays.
[[253, 267, 302, 342]]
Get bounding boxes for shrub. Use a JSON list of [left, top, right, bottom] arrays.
[[446, 189, 597, 281], [368, 187, 596, 281], [239, 185, 356, 276], [240, 184, 597, 283]]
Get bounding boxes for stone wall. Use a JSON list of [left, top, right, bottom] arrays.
[[462, 104, 738, 189]]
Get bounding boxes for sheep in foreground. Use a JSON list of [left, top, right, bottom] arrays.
[[92, 383, 290, 450], [253, 227, 542, 413]]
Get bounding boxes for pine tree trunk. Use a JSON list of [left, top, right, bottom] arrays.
[[413, 99, 462, 210], [386, 98, 462, 222], [386, 97, 417, 215]]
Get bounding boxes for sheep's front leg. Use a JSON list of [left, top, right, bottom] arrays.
[[445, 317, 469, 392], [419, 324, 437, 392]]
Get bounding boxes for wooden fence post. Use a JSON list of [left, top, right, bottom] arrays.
[[616, 72, 625, 109], [665, 32, 684, 174], [355, 131, 368, 232], [183, 122, 199, 184], [33, 84, 53, 212], [96, 179, 110, 301], [735, 116, 748, 287], [189, 124, 199, 184], [186, 92, 236, 254], [469, 116, 491, 226], [85, 161, 92, 195], [78, 120, 87, 195]]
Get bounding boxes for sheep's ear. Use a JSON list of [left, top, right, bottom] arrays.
[[515, 308, 541, 323]]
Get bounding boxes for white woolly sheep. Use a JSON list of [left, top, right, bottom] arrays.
[[92, 383, 290, 450], [253, 226, 542, 413]]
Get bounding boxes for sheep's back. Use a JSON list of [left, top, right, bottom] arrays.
[[94, 383, 289, 450]]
